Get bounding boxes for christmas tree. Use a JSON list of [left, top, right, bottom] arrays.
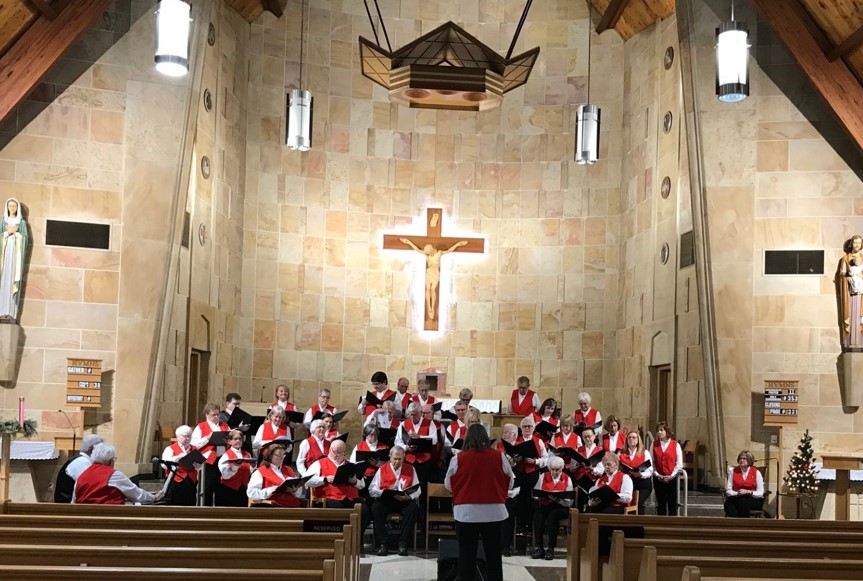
[[783, 429, 820, 494]]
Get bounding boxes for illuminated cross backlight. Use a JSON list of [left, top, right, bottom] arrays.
[[383, 208, 485, 331]]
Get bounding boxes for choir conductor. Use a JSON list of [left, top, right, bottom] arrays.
[[445, 423, 514, 581]]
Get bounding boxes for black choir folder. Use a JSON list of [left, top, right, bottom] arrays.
[[282, 410, 306, 424], [224, 457, 256, 465], [532, 488, 578, 500], [312, 409, 349, 422], [620, 459, 652, 475], [177, 450, 206, 471], [571, 448, 605, 467], [574, 420, 603, 437], [377, 428, 398, 446], [354, 447, 390, 462], [332, 462, 359, 485], [381, 483, 421, 498], [534, 420, 558, 439], [502, 439, 539, 459], [588, 485, 620, 504], [275, 475, 311, 494], [206, 431, 232, 446], [330, 432, 349, 443], [406, 435, 434, 453], [365, 391, 396, 407], [259, 437, 295, 454]]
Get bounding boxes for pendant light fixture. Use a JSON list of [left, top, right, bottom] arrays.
[[286, 0, 313, 151], [715, 0, 750, 102], [154, 0, 192, 77], [575, 6, 600, 165]]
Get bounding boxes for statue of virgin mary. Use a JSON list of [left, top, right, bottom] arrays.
[[0, 198, 28, 322]]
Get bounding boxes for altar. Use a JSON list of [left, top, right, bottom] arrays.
[[0, 440, 59, 502]]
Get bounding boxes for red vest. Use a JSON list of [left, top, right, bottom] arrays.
[[306, 436, 330, 465], [262, 422, 289, 442], [168, 443, 199, 483], [197, 421, 230, 464], [396, 391, 412, 411], [732, 467, 758, 492], [511, 390, 537, 416], [75, 464, 125, 505], [602, 432, 625, 453], [363, 390, 396, 416], [620, 450, 646, 470], [652, 440, 678, 476], [308, 404, 336, 422], [412, 394, 436, 406], [575, 408, 599, 426], [531, 413, 560, 426], [451, 448, 509, 506], [271, 400, 298, 412], [378, 462, 415, 491], [575, 444, 602, 481], [403, 419, 433, 464], [258, 464, 301, 507], [221, 448, 251, 490], [316, 457, 358, 501], [355, 440, 387, 477], [514, 436, 542, 474], [538, 471, 570, 505], [447, 421, 467, 441], [596, 470, 628, 506], [552, 432, 579, 468]]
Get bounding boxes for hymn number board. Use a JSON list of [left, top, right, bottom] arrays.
[[763, 380, 799, 426], [66, 358, 102, 408]]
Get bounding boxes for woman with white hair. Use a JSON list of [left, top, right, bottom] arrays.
[[54, 434, 104, 503], [574, 391, 602, 435], [74, 443, 163, 505], [162, 425, 200, 506], [253, 406, 291, 452], [296, 419, 330, 475], [531, 455, 572, 560]]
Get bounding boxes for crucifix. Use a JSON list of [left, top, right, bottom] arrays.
[[383, 208, 485, 331]]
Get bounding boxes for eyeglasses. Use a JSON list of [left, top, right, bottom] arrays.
[[271, 453, 286, 458]]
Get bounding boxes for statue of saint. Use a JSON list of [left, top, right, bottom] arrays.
[[0, 198, 28, 323], [399, 238, 468, 321], [839, 235, 863, 350]]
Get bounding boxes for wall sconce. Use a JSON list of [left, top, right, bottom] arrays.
[[715, 1, 750, 102], [286, 0, 313, 150], [154, 0, 192, 77]]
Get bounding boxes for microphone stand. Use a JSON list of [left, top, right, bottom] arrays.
[[260, 385, 266, 403], [58, 409, 77, 452]]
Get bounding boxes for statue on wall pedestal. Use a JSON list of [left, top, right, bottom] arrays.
[[0, 198, 28, 324], [838, 234, 863, 350]]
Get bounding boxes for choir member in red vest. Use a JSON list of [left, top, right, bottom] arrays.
[[724, 450, 764, 518], [217, 429, 253, 506], [394, 376, 412, 418], [396, 402, 437, 484], [365, 400, 400, 429], [253, 407, 291, 453], [574, 427, 605, 510], [620, 430, 653, 515], [458, 388, 474, 410], [421, 404, 446, 480], [586, 452, 633, 514], [412, 378, 436, 408], [350, 424, 388, 487], [652, 421, 683, 515], [269, 385, 300, 426], [191, 402, 230, 506], [247, 444, 304, 507], [531, 398, 561, 431], [602, 415, 625, 453], [302, 388, 336, 428], [552, 415, 581, 472], [445, 424, 514, 581], [161, 425, 200, 506], [219, 393, 250, 434], [369, 445, 420, 556], [358, 371, 396, 417], [574, 391, 603, 435], [495, 423, 520, 557], [513, 416, 550, 535], [306, 440, 372, 534], [55, 434, 103, 504], [74, 443, 162, 505], [531, 455, 573, 560], [321, 412, 340, 441], [296, 419, 331, 475], [508, 376, 540, 416], [444, 401, 469, 454]]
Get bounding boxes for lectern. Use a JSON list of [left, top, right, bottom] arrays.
[[821, 453, 863, 520]]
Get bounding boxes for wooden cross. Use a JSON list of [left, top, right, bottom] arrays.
[[383, 208, 485, 331]]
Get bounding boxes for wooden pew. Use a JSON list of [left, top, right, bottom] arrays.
[[636, 548, 863, 581], [605, 530, 863, 581], [1, 502, 359, 580], [678, 566, 825, 581], [0, 563, 334, 580], [566, 510, 863, 581]]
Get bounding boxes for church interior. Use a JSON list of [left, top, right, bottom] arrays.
[[2, 0, 863, 578]]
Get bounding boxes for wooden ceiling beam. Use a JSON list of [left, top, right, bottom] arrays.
[[748, 0, 863, 152], [27, 0, 59, 20], [828, 23, 863, 62], [261, 0, 283, 18], [596, 0, 632, 34], [0, 0, 113, 124]]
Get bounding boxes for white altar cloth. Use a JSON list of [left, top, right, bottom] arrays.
[[0, 440, 59, 460], [438, 398, 501, 414], [813, 462, 863, 482]]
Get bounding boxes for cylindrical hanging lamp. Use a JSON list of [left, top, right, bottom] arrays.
[[575, 103, 601, 165], [715, 7, 749, 102], [286, 89, 313, 151], [154, 0, 192, 77]]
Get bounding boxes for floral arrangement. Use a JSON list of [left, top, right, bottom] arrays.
[[0, 419, 38, 439]]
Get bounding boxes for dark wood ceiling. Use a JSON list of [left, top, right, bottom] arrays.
[[587, 0, 676, 40]]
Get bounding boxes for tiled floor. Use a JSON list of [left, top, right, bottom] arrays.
[[360, 551, 566, 581]]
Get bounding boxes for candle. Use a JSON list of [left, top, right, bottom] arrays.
[[18, 397, 24, 426]]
